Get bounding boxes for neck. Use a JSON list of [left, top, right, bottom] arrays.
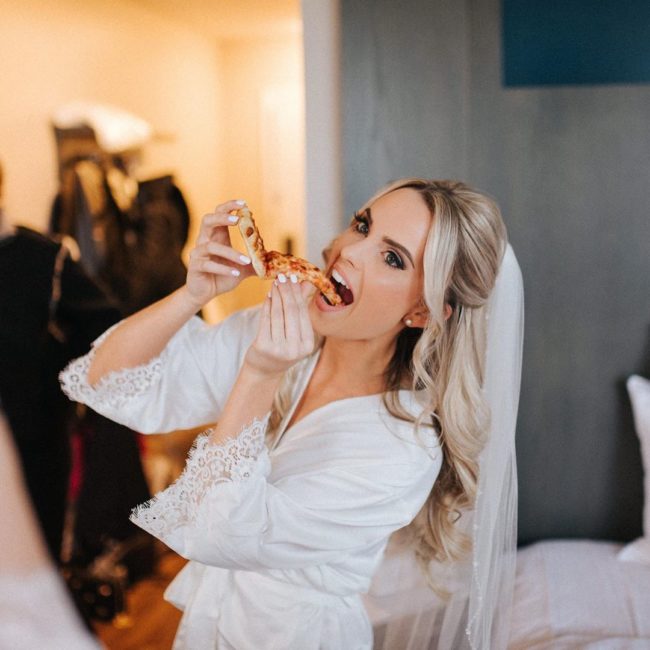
[[315, 333, 398, 394]]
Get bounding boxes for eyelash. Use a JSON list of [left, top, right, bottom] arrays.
[[351, 214, 405, 270]]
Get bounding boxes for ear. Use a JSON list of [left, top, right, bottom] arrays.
[[403, 304, 430, 329], [404, 302, 452, 329]]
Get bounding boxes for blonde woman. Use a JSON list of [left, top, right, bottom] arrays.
[[60, 179, 522, 650]]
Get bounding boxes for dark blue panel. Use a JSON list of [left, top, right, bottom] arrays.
[[503, 0, 650, 86]]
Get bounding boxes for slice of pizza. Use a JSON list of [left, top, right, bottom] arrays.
[[236, 207, 268, 277], [236, 207, 343, 306]]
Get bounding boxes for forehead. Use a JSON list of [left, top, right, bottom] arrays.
[[367, 188, 432, 256]]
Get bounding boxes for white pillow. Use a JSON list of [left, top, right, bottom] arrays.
[[618, 375, 650, 566]]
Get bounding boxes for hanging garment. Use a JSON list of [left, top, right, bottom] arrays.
[[51, 159, 190, 316], [0, 227, 121, 559], [0, 227, 154, 585]]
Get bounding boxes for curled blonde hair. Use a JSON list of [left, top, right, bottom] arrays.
[[269, 178, 507, 588]]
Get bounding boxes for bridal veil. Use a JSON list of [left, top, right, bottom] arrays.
[[365, 243, 524, 649]]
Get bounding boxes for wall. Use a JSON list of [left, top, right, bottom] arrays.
[[302, 0, 343, 264], [469, 0, 650, 543], [214, 32, 306, 318], [341, 0, 650, 543], [0, 0, 308, 325], [341, 0, 469, 215], [0, 0, 224, 238]]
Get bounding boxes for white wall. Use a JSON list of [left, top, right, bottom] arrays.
[[301, 0, 342, 263], [0, 0, 310, 325], [214, 32, 306, 319], [0, 0, 224, 234]]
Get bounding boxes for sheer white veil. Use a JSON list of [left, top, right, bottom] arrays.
[[364, 243, 524, 649]]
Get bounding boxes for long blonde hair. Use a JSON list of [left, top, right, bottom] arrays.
[[269, 178, 507, 585]]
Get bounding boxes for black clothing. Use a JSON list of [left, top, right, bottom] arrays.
[[0, 226, 123, 558], [51, 163, 190, 316], [0, 226, 154, 564]]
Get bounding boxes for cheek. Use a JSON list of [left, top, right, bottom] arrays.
[[360, 273, 417, 315]]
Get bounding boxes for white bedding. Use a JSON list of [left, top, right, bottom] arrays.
[[508, 540, 650, 649]]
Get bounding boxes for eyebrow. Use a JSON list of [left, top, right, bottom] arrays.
[[364, 208, 415, 268]]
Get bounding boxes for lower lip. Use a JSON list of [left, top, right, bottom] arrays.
[[315, 292, 350, 312]]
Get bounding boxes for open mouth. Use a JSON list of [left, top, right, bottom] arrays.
[[321, 268, 354, 307]]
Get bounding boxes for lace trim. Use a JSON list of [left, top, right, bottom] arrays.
[[130, 413, 271, 539], [59, 322, 168, 411]]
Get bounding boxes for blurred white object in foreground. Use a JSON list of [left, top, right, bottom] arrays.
[[52, 102, 152, 153]]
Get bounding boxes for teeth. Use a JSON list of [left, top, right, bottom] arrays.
[[331, 269, 349, 288]]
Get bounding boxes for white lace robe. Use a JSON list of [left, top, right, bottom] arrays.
[[60, 306, 442, 650]]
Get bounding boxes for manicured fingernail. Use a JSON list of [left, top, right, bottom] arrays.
[[278, 273, 287, 283], [235, 199, 246, 205], [267, 291, 271, 298], [289, 274, 298, 284], [239, 254, 251, 264], [228, 215, 239, 223], [231, 269, 240, 277]]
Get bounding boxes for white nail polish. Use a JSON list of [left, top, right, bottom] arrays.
[[228, 215, 238, 223], [278, 273, 287, 283], [239, 255, 251, 264], [231, 269, 240, 277], [289, 274, 298, 284], [235, 199, 246, 205]]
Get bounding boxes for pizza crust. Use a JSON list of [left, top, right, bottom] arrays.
[[236, 207, 268, 278]]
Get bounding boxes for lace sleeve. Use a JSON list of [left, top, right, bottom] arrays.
[[130, 413, 271, 541], [59, 322, 169, 412]]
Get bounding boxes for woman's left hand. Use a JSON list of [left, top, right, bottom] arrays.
[[244, 275, 315, 378]]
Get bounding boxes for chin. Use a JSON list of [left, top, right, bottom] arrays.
[[308, 298, 350, 336]]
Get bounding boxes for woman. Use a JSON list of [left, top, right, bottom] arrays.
[[60, 179, 519, 649]]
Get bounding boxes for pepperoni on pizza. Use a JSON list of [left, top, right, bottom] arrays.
[[236, 207, 342, 306]]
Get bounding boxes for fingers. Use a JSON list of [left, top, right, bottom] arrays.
[[259, 288, 272, 342], [252, 276, 314, 375], [300, 280, 316, 301], [214, 199, 248, 213], [278, 276, 301, 343], [191, 241, 252, 269], [270, 281, 283, 343], [191, 199, 254, 283], [191, 258, 242, 278], [196, 199, 247, 245], [272, 275, 314, 350], [297, 282, 315, 347], [188, 244, 252, 281]]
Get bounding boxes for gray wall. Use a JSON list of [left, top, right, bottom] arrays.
[[342, 0, 650, 544], [341, 0, 470, 211]]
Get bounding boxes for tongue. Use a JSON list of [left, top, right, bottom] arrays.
[[339, 285, 354, 305]]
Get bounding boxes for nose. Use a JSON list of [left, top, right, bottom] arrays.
[[338, 237, 367, 269]]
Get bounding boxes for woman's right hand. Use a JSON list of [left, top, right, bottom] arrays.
[[185, 200, 256, 308]]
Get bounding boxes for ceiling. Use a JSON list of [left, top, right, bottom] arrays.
[[131, 0, 302, 40]]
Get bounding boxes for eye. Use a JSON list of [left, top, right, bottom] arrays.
[[384, 250, 404, 269], [351, 213, 369, 235]]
